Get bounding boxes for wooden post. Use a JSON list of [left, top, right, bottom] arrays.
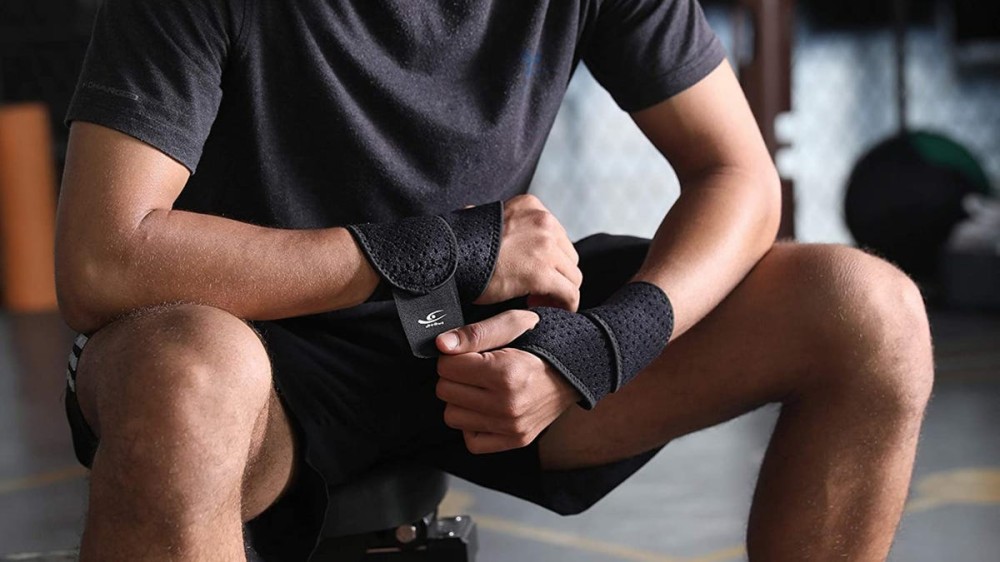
[[0, 102, 59, 312], [736, 0, 796, 239]]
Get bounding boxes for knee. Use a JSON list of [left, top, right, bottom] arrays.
[[789, 245, 933, 413], [78, 303, 272, 436]]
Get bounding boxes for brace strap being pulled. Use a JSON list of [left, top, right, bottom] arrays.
[[347, 203, 505, 359], [348, 216, 464, 358], [512, 282, 674, 409]]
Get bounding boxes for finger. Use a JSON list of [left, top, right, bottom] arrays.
[[510, 193, 544, 211], [463, 430, 529, 455], [556, 257, 583, 289], [435, 378, 497, 413], [527, 202, 577, 266], [437, 309, 540, 354], [552, 230, 579, 266], [532, 208, 577, 267], [437, 353, 492, 387], [526, 294, 559, 309], [443, 404, 507, 434], [531, 271, 580, 312]]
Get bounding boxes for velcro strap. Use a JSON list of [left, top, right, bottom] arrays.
[[347, 216, 458, 294], [512, 307, 616, 409], [512, 282, 673, 409], [587, 282, 673, 391], [348, 216, 464, 358], [393, 283, 465, 358]]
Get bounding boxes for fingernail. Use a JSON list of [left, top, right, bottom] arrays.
[[439, 332, 460, 350]]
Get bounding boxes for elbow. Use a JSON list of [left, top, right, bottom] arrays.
[[758, 164, 783, 246], [57, 304, 102, 336], [55, 209, 162, 333], [55, 249, 126, 334]]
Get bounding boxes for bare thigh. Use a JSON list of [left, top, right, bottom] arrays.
[[539, 242, 929, 469], [74, 303, 297, 520]]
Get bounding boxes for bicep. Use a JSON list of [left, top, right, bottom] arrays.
[[631, 60, 775, 185], [59, 120, 189, 235]]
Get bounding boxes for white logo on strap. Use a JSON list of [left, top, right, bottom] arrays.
[[418, 310, 447, 328]]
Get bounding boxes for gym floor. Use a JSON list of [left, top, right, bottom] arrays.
[[1, 307, 998, 561]]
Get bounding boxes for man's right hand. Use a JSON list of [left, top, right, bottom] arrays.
[[475, 195, 582, 311]]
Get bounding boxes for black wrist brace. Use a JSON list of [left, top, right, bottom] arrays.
[[441, 202, 504, 302], [347, 202, 503, 358], [511, 282, 674, 409]]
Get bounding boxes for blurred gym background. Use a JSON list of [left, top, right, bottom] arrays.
[[1, 0, 998, 560]]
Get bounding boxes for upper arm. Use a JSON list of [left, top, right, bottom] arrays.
[[56, 0, 235, 326], [65, 0, 235, 172], [630, 60, 779, 187], [54, 121, 189, 326], [582, 0, 726, 113], [581, 0, 776, 187]]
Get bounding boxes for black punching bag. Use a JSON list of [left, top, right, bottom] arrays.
[[844, 0, 990, 282]]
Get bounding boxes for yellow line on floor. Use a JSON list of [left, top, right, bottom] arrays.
[[905, 467, 1000, 514], [684, 545, 746, 562], [0, 465, 87, 496]]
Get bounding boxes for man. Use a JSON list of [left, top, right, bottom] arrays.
[[55, 0, 933, 560]]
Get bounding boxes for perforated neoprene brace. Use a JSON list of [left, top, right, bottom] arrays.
[[346, 203, 504, 358], [442, 202, 504, 302], [348, 216, 459, 295], [350, 203, 504, 303], [512, 282, 674, 409]]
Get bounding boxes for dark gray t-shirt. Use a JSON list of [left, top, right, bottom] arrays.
[[67, 0, 724, 228]]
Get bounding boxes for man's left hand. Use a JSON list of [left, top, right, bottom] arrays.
[[435, 310, 581, 454]]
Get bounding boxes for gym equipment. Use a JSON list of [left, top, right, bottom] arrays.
[[844, 0, 991, 282], [0, 102, 59, 312], [252, 463, 477, 562], [941, 195, 1000, 309], [309, 464, 476, 561]]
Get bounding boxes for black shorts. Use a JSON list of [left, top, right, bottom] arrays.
[[64, 233, 666, 560]]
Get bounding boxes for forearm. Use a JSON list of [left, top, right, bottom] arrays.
[[57, 208, 378, 333], [507, 63, 781, 409], [632, 167, 781, 338], [506, 168, 777, 408]]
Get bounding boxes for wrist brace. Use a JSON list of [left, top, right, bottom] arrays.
[[511, 282, 674, 409], [347, 202, 503, 358], [441, 203, 504, 302]]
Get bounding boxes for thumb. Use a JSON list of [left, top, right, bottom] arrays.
[[437, 310, 539, 354]]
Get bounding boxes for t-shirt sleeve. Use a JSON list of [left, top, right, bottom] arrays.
[[582, 0, 727, 112], [65, 0, 238, 172]]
